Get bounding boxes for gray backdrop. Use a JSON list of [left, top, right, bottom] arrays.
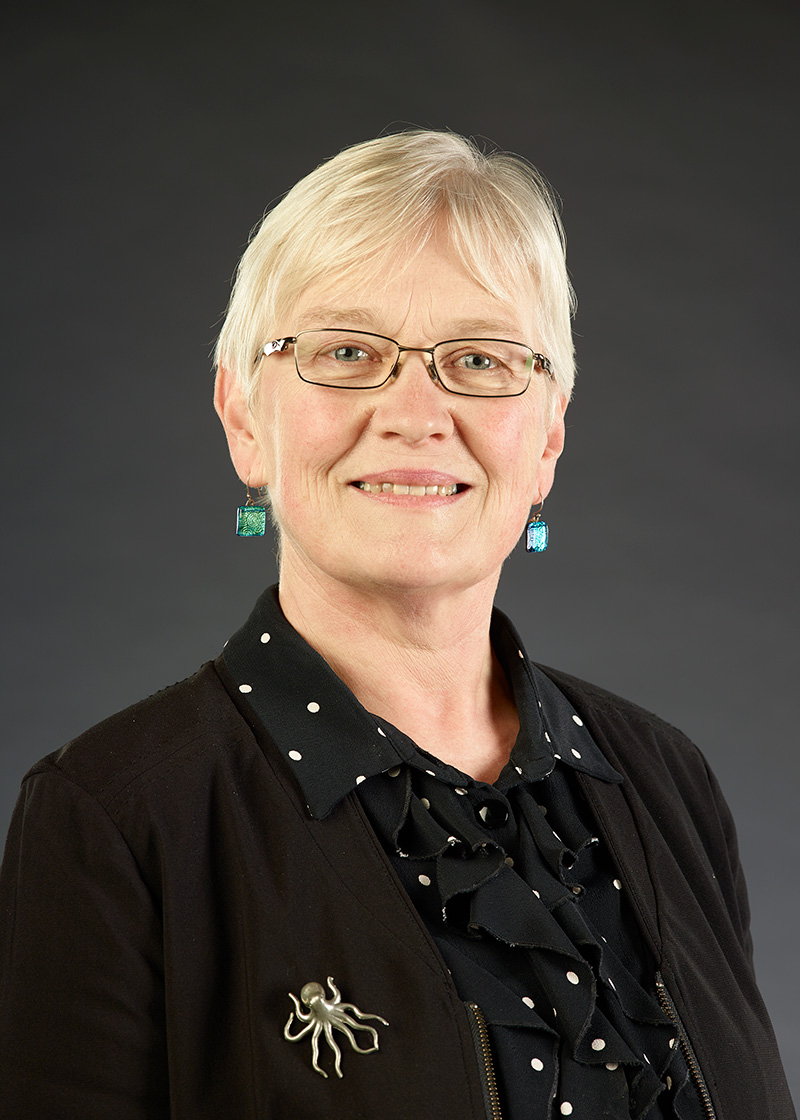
[[3, 0, 798, 1099]]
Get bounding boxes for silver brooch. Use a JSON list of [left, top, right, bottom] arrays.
[[283, 976, 389, 1078]]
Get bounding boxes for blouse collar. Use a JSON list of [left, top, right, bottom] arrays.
[[221, 585, 621, 819]]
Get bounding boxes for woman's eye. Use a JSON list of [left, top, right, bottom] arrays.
[[459, 352, 496, 371], [332, 345, 370, 362]]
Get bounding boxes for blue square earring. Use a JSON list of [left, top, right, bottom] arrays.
[[236, 479, 267, 537], [525, 501, 548, 553]]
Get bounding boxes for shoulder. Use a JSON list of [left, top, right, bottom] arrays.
[[25, 660, 255, 810]]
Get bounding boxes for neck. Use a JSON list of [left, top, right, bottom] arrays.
[[277, 558, 519, 782]]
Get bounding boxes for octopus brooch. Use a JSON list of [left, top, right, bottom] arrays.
[[283, 976, 389, 1078]]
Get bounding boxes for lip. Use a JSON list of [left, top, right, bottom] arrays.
[[349, 470, 470, 503]]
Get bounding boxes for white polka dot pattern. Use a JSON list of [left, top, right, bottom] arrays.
[[306, 701, 320, 713], [531, 1057, 544, 1071], [239, 684, 252, 693], [288, 750, 302, 761]]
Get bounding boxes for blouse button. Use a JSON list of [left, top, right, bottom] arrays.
[[476, 801, 509, 828]]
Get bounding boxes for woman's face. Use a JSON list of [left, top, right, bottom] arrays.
[[219, 234, 566, 599]]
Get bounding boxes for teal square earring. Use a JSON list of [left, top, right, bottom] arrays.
[[525, 501, 548, 553], [236, 481, 266, 537]]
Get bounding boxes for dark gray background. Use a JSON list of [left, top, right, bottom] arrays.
[[3, 0, 798, 1098]]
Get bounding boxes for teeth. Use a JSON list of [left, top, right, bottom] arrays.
[[357, 481, 459, 496]]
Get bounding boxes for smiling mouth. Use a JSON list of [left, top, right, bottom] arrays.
[[352, 481, 464, 496]]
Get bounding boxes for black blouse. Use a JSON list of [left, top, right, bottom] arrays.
[[223, 587, 706, 1119]]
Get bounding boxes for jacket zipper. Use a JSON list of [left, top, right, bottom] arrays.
[[654, 972, 716, 1120], [466, 1002, 503, 1120]]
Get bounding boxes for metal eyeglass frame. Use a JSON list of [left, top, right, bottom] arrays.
[[259, 330, 555, 399]]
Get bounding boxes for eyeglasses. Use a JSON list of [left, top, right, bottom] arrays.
[[259, 329, 554, 398]]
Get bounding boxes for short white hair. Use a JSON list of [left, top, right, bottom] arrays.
[[216, 130, 576, 403]]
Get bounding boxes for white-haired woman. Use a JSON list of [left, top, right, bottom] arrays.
[[0, 132, 793, 1119]]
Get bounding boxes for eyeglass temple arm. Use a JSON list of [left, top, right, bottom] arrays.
[[260, 338, 296, 360], [534, 353, 555, 380]]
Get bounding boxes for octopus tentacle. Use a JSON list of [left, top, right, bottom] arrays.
[[283, 1016, 314, 1042], [336, 1013, 381, 1051], [310, 1025, 327, 1078], [323, 1021, 344, 1078], [338, 1003, 389, 1026]]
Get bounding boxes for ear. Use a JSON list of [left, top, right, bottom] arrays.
[[214, 365, 269, 487], [534, 392, 568, 502]]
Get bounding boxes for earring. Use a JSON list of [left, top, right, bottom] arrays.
[[525, 501, 548, 553], [236, 479, 266, 537]]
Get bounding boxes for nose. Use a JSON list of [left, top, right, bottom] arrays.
[[373, 350, 455, 444]]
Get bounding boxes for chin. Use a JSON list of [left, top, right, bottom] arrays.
[[332, 548, 504, 598]]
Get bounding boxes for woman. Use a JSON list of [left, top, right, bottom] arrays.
[[0, 131, 793, 1119]]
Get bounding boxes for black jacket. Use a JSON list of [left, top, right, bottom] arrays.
[[0, 658, 794, 1119]]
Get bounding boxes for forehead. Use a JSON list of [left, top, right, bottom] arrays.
[[286, 239, 538, 342]]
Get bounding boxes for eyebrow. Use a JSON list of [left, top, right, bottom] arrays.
[[296, 307, 379, 329], [295, 307, 525, 339]]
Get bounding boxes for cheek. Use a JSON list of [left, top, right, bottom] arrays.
[[261, 393, 358, 495], [482, 403, 547, 490]]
